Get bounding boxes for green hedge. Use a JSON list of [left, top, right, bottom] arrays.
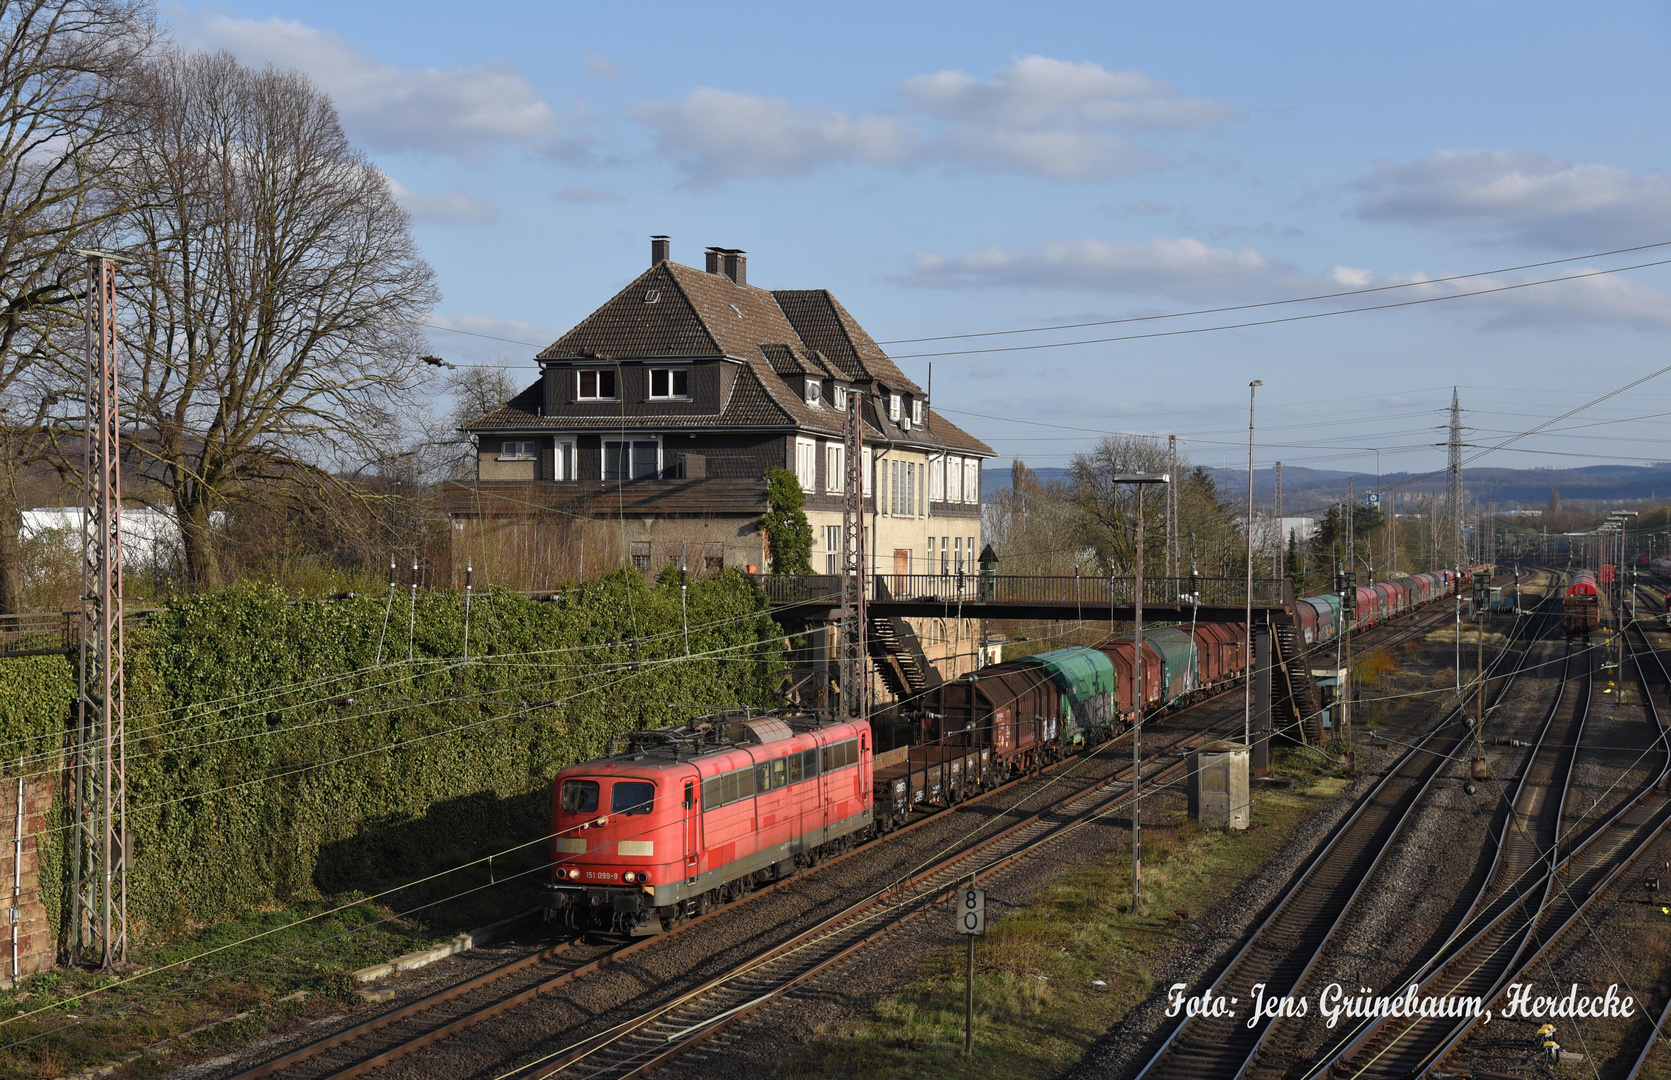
[[3, 568, 784, 942]]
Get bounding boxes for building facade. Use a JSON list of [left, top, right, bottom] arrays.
[[443, 238, 997, 687]]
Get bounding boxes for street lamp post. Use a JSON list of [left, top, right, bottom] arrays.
[[1113, 470, 1170, 915], [1245, 380, 1262, 758]]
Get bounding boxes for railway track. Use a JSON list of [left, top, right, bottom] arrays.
[[219, 592, 1462, 1080], [487, 699, 1257, 1079], [1316, 608, 1671, 1079], [1131, 595, 1551, 1079]]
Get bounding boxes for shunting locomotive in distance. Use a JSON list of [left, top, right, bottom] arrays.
[[547, 715, 873, 936]]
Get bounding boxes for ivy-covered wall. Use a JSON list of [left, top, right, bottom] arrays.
[[2, 568, 784, 943]]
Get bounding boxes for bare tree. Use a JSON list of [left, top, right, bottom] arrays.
[[1068, 434, 1249, 578], [114, 50, 438, 589], [0, 0, 152, 610]]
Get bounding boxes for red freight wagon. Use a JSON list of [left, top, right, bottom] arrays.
[[1096, 639, 1166, 721], [546, 715, 872, 935]]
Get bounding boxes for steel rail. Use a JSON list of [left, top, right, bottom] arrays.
[[1303, 634, 1593, 1078], [505, 701, 1262, 1080], [1240, 599, 1575, 1076], [222, 591, 1460, 1080], [1316, 615, 1671, 1078], [1131, 593, 1548, 1079]]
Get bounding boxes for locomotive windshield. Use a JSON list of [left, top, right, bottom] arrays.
[[560, 779, 600, 814], [611, 781, 655, 816]]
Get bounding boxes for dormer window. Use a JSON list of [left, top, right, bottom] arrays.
[[912, 399, 923, 425], [888, 393, 901, 423], [833, 385, 847, 411], [578, 369, 617, 401], [649, 368, 689, 400], [804, 379, 822, 408]]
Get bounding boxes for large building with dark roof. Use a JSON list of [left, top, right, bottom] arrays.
[[444, 238, 995, 679]]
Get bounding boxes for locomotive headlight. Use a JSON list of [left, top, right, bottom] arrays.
[[621, 871, 636, 883], [566, 868, 580, 880]]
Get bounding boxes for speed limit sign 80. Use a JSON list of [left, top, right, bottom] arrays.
[[958, 886, 986, 934]]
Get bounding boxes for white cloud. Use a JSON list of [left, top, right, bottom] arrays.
[[899, 236, 1671, 329], [583, 52, 625, 79], [385, 176, 498, 225], [901, 56, 1235, 132], [633, 87, 918, 185], [556, 186, 625, 204], [633, 55, 1234, 184], [167, 6, 581, 159], [902, 238, 1297, 299], [1355, 150, 1671, 249]]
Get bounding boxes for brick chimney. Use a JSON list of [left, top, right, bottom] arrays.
[[650, 235, 670, 265], [705, 246, 722, 274], [722, 249, 746, 286]]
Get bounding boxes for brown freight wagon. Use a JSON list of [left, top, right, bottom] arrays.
[[873, 745, 993, 831], [919, 662, 1061, 777], [1094, 640, 1166, 722]]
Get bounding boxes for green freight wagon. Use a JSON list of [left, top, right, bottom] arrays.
[[1026, 647, 1115, 744], [1142, 627, 1199, 705]]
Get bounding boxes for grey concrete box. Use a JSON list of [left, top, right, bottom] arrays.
[[1187, 740, 1250, 830]]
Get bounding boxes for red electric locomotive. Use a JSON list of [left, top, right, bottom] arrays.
[[1563, 571, 1601, 641], [545, 715, 872, 935]]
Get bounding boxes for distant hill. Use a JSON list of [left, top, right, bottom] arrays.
[[987, 462, 1671, 513]]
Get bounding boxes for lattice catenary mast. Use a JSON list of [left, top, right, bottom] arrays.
[[72, 251, 127, 969], [838, 391, 868, 719], [1446, 388, 1465, 567]]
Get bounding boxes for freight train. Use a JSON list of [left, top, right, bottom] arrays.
[[545, 568, 1462, 933], [913, 569, 1459, 795]]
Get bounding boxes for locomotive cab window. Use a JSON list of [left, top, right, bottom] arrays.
[[802, 749, 819, 779], [560, 779, 600, 814], [786, 754, 803, 784], [611, 781, 655, 816]]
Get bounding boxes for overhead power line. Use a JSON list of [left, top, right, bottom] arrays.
[[418, 241, 1671, 362], [886, 257, 1671, 360], [875, 238, 1671, 345]]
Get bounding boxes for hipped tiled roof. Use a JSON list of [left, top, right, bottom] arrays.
[[475, 256, 989, 457]]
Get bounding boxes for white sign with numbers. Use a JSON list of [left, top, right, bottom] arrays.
[[957, 886, 986, 934]]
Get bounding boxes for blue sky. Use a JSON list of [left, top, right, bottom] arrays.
[[164, 1, 1671, 479]]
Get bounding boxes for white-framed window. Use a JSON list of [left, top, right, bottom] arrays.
[[928, 535, 936, 570], [498, 439, 536, 461], [862, 447, 873, 496], [833, 385, 847, 411], [929, 456, 944, 502], [889, 460, 920, 517], [794, 437, 817, 491], [553, 439, 576, 480], [964, 459, 980, 504], [649, 368, 689, 400], [824, 525, 840, 574], [940, 535, 950, 574], [888, 393, 901, 422], [968, 536, 977, 567], [826, 443, 844, 493], [954, 536, 963, 573], [578, 369, 617, 400], [804, 379, 821, 408], [912, 398, 923, 425], [603, 438, 660, 481], [946, 455, 963, 503]]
